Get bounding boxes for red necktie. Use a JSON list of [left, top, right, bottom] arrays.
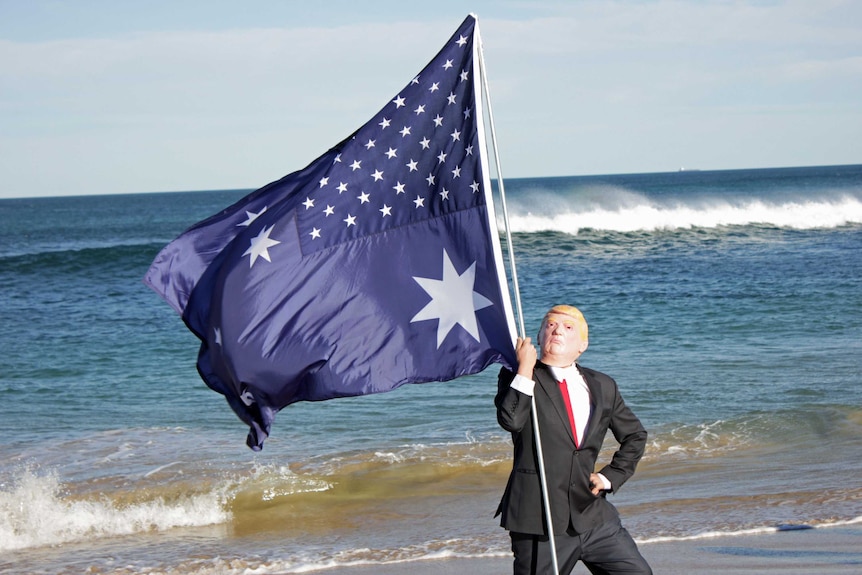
[[558, 379, 579, 448]]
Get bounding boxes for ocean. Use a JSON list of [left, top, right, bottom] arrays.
[[1, 164, 861, 574]]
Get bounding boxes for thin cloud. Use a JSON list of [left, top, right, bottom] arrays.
[[1, 2, 860, 197]]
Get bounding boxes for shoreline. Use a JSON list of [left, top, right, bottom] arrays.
[[296, 523, 862, 575]]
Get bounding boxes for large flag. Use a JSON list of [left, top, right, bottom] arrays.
[[145, 14, 517, 450]]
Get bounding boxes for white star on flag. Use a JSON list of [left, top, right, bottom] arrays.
[[237, 207, 268, 227], [243, 225, 281, 267], [240, 388, 256, 406], [411, 249, 493, 348]]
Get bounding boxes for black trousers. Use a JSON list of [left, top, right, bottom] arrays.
[[510, 519, 652, 575]]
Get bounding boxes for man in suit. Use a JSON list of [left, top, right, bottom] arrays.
[[495, 305, 651, 575]]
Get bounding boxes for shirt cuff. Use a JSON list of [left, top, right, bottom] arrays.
[[510, 373, 535, 396], [597, 473, 612, 491]]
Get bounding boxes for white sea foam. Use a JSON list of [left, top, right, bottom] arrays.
[[245, 464, 332, 501], [229, 538, 510, 575], [636, 516, 862, 545], [504, 196, 862, 233], [0, 468, 230, 552]]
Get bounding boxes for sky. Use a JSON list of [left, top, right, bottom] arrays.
[[1, 0, 860, 198]]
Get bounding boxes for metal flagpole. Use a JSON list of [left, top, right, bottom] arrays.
[[474, 16, 561, 575]]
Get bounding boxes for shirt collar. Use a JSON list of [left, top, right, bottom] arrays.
[[548, 363, 579, 383]]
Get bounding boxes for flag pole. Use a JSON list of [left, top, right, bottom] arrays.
[[474, 16, 561, 575]]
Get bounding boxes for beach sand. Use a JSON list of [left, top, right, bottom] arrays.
[[303, 523, 862, 574]]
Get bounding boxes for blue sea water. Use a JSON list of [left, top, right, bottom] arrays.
[[1, 165, 861, 574]]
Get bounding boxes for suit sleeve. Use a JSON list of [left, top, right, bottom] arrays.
[[597, 379, 648, 493], [495, 367, 533, 433]]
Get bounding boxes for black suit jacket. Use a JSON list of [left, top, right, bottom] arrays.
[[495, 362, 647, 535]]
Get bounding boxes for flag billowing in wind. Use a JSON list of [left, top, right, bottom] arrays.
[[145, 14, 517, 450]]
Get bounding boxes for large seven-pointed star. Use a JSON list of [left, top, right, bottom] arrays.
[[243, 225, 281, 268], [411, 249, 493, 348]]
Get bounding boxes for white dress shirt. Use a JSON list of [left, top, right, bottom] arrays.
[[510, 364, 612, 491]]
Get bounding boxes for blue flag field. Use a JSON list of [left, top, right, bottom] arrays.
[[145, 14, 517, 450]]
